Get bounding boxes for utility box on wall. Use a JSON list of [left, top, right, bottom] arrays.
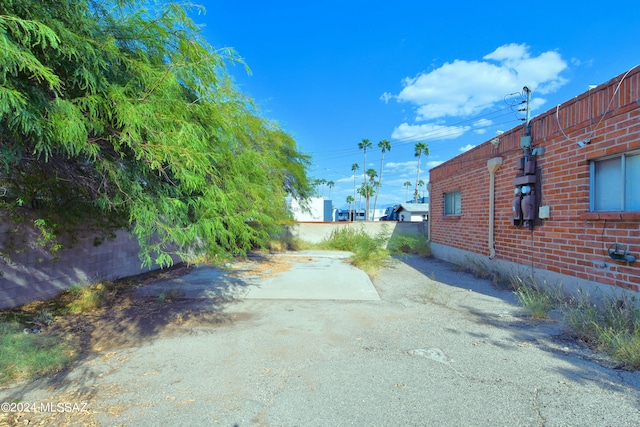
[[428, 65, 640, 295], [512, 157, 542, 229]]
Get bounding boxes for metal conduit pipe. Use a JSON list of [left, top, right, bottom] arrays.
[[426, 182, 432, 241], [486, 157, 503, 259]]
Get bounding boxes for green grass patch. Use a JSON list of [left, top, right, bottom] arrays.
[[511, 276, 640, 370], [63, 282, 110, 314], [0, 281, 118, 386], [0, 321, 73, 384], [512, 276, 558, 319], [317, 226, 391, 278], [564, 293, 640, 369], [453, 255, 511, 289], [387, 234, 431, 257], [265, 236, 312, 252]]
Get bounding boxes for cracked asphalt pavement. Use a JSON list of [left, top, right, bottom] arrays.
[[1, 254, 639, 426]]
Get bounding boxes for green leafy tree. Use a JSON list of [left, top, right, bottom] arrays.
[[372, 139, 390, 220], [413, 142, 429, 203], [0, 1, 312, 266]]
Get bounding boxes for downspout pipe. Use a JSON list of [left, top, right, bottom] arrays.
[[426, 182, 432, 241], [487, 157, 503, 259]]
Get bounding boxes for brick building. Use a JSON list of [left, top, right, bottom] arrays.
[[428, 66, 640, 296]]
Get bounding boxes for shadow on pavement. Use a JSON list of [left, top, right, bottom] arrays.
[[397, 254, 519, 304], [396, 255, 640, 397], [0, 263, 255, 406]]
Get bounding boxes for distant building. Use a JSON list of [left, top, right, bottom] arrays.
[[410, 196, 429, 204], [380, 205, 399, 221], [335, 209, 364, 222], [394, 203, 429, 222], [287, 197, 333, 222], [370, 208, 387, 221]]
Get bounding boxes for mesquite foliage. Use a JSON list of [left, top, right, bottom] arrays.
[[0, 1, 312, 266]]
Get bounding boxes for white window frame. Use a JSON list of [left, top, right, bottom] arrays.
[[444, 190, 461, 216], [590, 150, 640, 212]]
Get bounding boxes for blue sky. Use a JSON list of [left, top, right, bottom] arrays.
[[195, 0, 640, 210]]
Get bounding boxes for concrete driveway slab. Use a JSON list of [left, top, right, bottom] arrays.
[[3, 255, 639, 427], [135, 250, 380, 301]]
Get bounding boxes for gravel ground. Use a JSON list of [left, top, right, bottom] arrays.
[[1, 255, 639, 427]]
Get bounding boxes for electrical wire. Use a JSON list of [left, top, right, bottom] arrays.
[[306, 88, 535, 199], [554, 65, 639, 143], [585, 66, 638, 142], [325, 103, 518, 149], [555, 104, 574, 142], [310, 108, 521, 163]]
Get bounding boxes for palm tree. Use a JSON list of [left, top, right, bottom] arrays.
[[351, 163, 359, 219], [359, 182, 375, 220], [403, 181, 412, 202], [346, 195, 355, 221], [312, 179, 321, 196], [414, 142, 429, 203], [358, 138, 372, 185], [365, 168, 377, 220], [418, 179, 425, 201], [372, 139, 391, 220], [319, 178, 327, 198], [366, 168, 377, 183], [327, 180, 334, 199]]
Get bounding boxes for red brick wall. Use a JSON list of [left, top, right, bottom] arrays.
[[430, 66, 640, 292]]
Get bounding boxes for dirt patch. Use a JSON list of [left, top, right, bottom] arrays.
[[0, 260, 266, 426], [2, 258, 279, 363], [46, 295, 243, 355], [0, 383, 127, 427], [230, 255, 311, 278], [44, 261, 268, 356]]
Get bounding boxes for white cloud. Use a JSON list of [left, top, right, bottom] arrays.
[[529, 97, 547, 112], [335, 175, 357, 183], [459, 144, 476, 152], [385, 160, 417, 178], [473, 118, 493, 135], [386, 159, 443, 174], [426, 160, 444, 169], [391, 122, 470, 142], [380, 92, 393, 103], [394, 43, 568, 120], [474, 118, 492, 128], [386, 160, 416, 170], [383, 159, 439, 181]]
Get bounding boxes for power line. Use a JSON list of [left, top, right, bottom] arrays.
[[309, 104, 522, 163]]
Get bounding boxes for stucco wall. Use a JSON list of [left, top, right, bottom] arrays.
[[0, 218, 426, 310], [429, 66, 640, 293], [287, 221, 426, 245]]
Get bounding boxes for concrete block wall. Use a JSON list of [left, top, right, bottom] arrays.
[[429, 66, 640, 293], [0, 224, 163, 309]]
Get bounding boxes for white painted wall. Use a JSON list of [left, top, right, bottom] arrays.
[[399, 213, 428, 222], [287, 197, 329, 222]]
